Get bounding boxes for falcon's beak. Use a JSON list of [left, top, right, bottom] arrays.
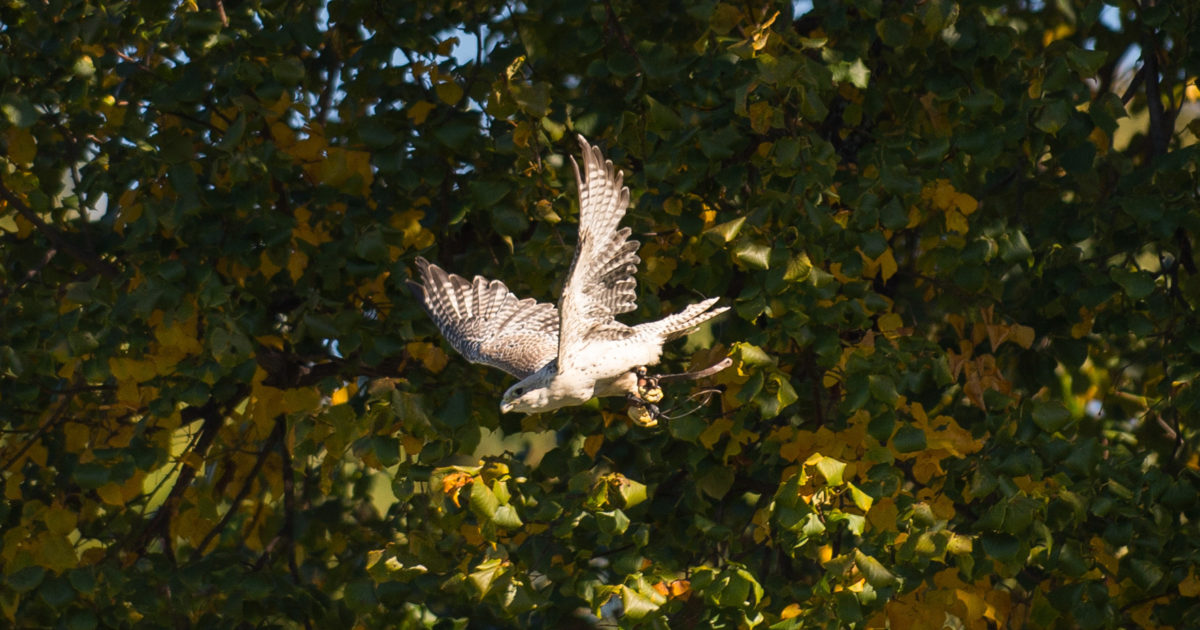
[[499, 400, 514, 414]]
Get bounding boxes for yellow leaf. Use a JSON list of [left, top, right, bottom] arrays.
[[401, 435, 424, 456], [408, 100, 436, 124], [954, 192, 978, 215], [436, 81, 463, 105], [781, 603, 802, 619], [392, 209, 436, 250], [945, 209, 969, 234], [43, 505, 78, 535], [291, 134, 326, 162], [643, 255, 677, 288], [877, 248, 898, 281], [867, 497, 898, 531], [260, 250, 282, 279], [877, 312, 903, 333], [441, 471, 473, 508], [1042, 22, 1073, 46], [256, 335, 285, 350], [96, 482, 126, 506], [12, 213, 32, 238], [748, 101, 773, 134], [63, 422, 90, 453], [460, 523, 484, 545], [407, 341, 449, 373], [36, 533, 78, 573], [436, 37, 459, 56], [109, 357, 157, 382], [583, 434, 604, 458], [1011, 324, 1035, 348], [154, 316, 203, 355], [1180, 571, 1200, 597], [512, 121, 533, 147], [281, 387, 321, 413], [6, 128, 36, 166], [288, 249, 308, 282], [699, 417, 733, 450], [331, 383, 356, 405], [931, 179, 955, 210], [5, 474, 22, 500]]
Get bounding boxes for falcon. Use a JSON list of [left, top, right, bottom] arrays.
[[407, 135, 728, 414]]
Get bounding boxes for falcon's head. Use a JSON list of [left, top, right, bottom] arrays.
[[499, 374, 553, 414]]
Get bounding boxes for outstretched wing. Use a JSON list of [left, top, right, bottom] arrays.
[[557, 135, 642, 368], [407, 257, 558, 379]]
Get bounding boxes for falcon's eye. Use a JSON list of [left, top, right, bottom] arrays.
[[513, 387, 525, 396]]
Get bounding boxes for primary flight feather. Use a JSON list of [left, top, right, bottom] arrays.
[[407, 135, 727, 413]]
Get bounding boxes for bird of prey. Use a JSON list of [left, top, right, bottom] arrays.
[[408, 135, 728, 414]]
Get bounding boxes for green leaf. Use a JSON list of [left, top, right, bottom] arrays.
[[1065, 46, 1107, 77], [831, 58, 871, 89], [66, 610, 98, 630], [814, 456, 846, 486], [72, 463, 110, 489], [620, 583, 663, 619], [615, 477, 647, 509], [848, 482, 874, 511], [1032, 401, 1072, 433], [697, 465, 734, 499], [1, 94, 38, 128], [216, 113, 246, 152], [706, 216, 746, 242], [735, 240, 772, 270], [354, 228, 388, 262], [868, 375, 899, 404], [597, 509, 630, 535], [469, 478, 500, 520], [892, 425, 926, 453], [492, 504, 524, 528], [509, 81, 550, 117], [271, 57, 306, 84], [469, 559, 506, 596], [7, 566, 45, 593], [854, 550, 898, 587], [645, 94, 683, 132], [876, 18, 912, 48], [1034, 100, 1071, 135], [1110, 267, 1155, 300]]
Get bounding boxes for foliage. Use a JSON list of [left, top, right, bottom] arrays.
[[2, 0, 1199, 627]]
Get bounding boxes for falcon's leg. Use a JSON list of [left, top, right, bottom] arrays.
[[635, 366, 663, 403], [626, 359, 732, 427]]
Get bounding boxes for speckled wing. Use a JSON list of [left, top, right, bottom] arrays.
[[407, 257, 559, 379], [557, 135, 642, 369]]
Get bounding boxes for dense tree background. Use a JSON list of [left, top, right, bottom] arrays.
[[2, 0, 1199, 627]]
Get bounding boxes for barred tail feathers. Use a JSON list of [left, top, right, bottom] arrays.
[[638, 297, 728, 342]]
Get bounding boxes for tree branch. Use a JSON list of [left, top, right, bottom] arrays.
[[189, 418, 285, 561], [0, 181, 119, 280], [126, 386, 248, 557]]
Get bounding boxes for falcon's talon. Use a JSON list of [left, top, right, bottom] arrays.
[[639, 384, 664, 404], [627, 402, 659, 427]]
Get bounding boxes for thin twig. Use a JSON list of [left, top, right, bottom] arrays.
[[0, 384, 77, 472]]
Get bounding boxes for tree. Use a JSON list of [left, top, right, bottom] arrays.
[[1, 0, 1198, 627]]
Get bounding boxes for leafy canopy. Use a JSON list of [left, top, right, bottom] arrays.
[[1, 0, 1199, 628]]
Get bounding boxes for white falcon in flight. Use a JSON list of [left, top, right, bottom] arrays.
[[408, 135, 728, 414]]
